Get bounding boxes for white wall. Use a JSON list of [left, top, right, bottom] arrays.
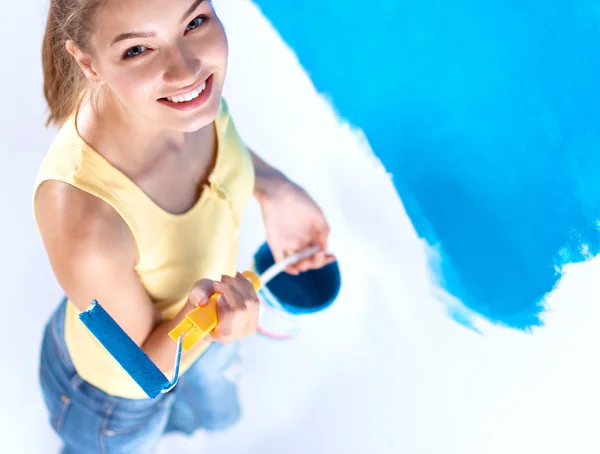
[[1, 1, 598, 453]]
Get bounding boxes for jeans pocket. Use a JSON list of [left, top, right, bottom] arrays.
[[101, 395, 174, 454]]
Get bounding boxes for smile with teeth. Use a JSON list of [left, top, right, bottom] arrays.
[[164, 81, 207, 103]]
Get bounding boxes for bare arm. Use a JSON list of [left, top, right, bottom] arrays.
[[248, 148, 287, 203], [34, 181, 207, 374], [246, 147, 335, 274]]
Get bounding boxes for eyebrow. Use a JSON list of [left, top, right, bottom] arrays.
[[111, 30, 156, 46], [180, 0, 206, 24], [110, 0, 206, 46]]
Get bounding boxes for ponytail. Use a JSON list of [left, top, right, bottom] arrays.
[[41, 0, 102, 127]]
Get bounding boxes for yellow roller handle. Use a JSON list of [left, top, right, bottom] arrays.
[[168, 271, 262, 351]]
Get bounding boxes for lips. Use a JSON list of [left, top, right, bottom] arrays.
[[165, 81, 206, 103], [160, 76, 209, 103], [157, 74, 214, 111]]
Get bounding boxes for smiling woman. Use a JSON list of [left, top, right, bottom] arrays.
[[34, 0, 334, 452], [61, 0, 228, 133]]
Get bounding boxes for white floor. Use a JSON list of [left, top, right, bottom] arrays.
[[2, 1, 600, 453]]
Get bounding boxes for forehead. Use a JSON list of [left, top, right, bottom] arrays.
[[93, 0, 203, 45]]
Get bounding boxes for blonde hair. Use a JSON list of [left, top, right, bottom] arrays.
[[42, 0, 102, 127]]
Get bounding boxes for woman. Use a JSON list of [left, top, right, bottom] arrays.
[[34, 0, 335, 452]]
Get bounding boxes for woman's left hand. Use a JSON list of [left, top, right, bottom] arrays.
[[259, 179, 336, 275]]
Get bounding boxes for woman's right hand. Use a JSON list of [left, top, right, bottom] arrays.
[[188, 272, 260, 344]]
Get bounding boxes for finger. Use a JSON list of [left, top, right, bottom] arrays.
[[291, 251, 336, 273], [235, 272, 259, 304], [214, 279, 245, 323], [314, 254, 329, 269], [305, 250, 326, 270], [210, 292, 236, 343], [283, 248, 297, 258], [314, 249, 326, 262], [295, 245, 324, 272], [285, 264, 301, 275], [217, 276, 259, 339], [236, 273, 260, 334], [297, 258, 314, 273], [271, 250, 286, 264], [220, 276, 250, 310], [188, 279, 217, 307], [227, 273, 254, 297], [322, 255, 336, 267], [282, 244, 315, 274], [313, 252, 336, 268], [316, 225, 330, 251], [213, 279, 243, 309]]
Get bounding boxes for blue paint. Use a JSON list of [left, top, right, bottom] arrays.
[[254, 242, 341, 315], [253, 0, 600, 329], [79, 301, 174, 398]]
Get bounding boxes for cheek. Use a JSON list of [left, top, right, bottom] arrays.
[[104, 65, 158, 104], [217, 24, 229, 58], [206, 19, 229, 67], [222, 32, 230, 65], [220, 35, 229, 67]]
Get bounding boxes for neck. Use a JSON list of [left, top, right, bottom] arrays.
[[80, 90, 211, 172]]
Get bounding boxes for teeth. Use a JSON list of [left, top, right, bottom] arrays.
[[166, 81, 207, 103]]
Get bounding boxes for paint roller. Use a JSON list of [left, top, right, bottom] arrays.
[[78, 246, 320, 398]]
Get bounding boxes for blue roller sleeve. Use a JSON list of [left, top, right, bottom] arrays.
[[78, 300, 170, 399]]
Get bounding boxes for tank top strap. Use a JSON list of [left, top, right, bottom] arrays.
[[34, 113, 170, 270]]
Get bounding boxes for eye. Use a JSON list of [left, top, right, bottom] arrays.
[[186, 15, 208, 32], [123, 45, 147, 59]]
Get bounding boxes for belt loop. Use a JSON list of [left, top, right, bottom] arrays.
[[70, 373, 84, 391]]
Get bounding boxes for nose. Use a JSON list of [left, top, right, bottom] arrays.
[[162, 42, 202, 87]]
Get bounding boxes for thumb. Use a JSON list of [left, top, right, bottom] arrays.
[[316, 226, 330, 252], [188, 279, 217, 307]]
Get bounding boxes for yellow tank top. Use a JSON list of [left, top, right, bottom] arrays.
[[33, 99, 255, 399]]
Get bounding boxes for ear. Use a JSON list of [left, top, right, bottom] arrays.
[[65, 40, 103, 86]]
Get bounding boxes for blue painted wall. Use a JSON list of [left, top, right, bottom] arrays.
[[253, 0, 600, 329]]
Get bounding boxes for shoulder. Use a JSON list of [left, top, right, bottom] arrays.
[[35, 180, 158, 336], [34, 180, 137, 285]]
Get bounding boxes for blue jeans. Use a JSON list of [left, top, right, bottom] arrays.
[[39, 299, 242, 454]]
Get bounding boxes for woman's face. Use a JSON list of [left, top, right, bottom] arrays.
[[86, 0, 228, 132]]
